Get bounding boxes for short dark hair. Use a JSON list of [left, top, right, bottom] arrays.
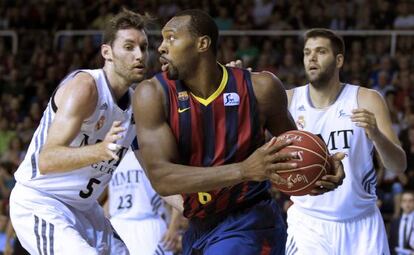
[[174, 9, 219, 56], [103, 9, 151, 45], [304, 28, 345, 57]]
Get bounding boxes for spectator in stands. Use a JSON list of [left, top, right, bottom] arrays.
[[389, 190, 414, 255], [394, 1, 414, 30]]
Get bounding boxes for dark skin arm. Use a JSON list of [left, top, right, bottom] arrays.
[[229, 61, 345, 193], [251, 72, 344, 195], [133, 73, 298, 196]]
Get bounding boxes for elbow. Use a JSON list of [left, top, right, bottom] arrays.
[[38, 152, 52, 174], [151, 179, 177, 196], [399, 154, 408, 174], [392, 152, 408, 174], [146, 166, 178, 196]]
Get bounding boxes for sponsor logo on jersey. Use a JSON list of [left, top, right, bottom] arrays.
[[178, 107, 190, 113], [223, 93, 240, 106]]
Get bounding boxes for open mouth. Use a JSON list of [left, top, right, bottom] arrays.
[[159, 56, 170, 72], [308, 66, 319, 72], [132, 64, 145, 72]]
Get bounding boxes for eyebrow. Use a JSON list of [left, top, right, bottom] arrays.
[[161, 27, 177, 33], [122, 39, 148, 44], [304, 46, 328, 51]]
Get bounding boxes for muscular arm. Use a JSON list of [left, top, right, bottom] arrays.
[[251, 71, 297, 135], [38, 73, 121, 174], [133, 79, 246, 196], [356, 88, 406, 173]]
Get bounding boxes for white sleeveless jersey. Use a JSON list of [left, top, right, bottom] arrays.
[[288, 84, 377, 221], [14, 69, 135, 211], [109, 149, 164, 220]]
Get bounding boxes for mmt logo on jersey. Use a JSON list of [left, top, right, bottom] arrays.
[[223, 93, 240, 106]]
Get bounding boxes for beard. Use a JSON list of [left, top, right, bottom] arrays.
[[306, 62, 336, 88], [166, 62, 180, 80]]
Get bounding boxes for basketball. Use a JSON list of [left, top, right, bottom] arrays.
[[272, 130, 332, 196]]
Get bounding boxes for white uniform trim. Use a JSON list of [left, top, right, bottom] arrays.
[[289, 84, 377, 221], [10, 69, 134, 254], [286, 84, 388, 254], [14, 69, 135, 211], [109, 149, 172, 255]]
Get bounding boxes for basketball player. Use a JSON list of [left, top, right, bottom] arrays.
[[9, 9, 150, 254], [108, 147, 182, 255], [286, 28, 407, 255], [133, 10, 345, 255]]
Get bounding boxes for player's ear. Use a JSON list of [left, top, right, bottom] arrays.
[[336, 54, 344, 69], [101, 44, 113, 62], [197, 35, 211, 54]]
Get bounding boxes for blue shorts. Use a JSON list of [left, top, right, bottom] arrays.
[[182, 198, 286, 255]]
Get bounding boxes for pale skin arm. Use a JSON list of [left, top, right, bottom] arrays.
[[38, 72, 125, 174], [354, 88, 406, 173], [133, 75, 298, 196], [161, 207, 182, 251]]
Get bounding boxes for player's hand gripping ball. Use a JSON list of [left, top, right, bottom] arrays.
[[273, 130, 332, 196]]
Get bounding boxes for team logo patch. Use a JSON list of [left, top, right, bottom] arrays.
[[296, 115, 305, 129], [223, 93, 240, 106], [298, 105, 305, 111], [95, 115, 105, 130], [178, 91, 189, 101], [99, 103, 108, 110]]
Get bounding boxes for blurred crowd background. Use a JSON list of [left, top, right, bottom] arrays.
[[1, 0, 414, 254]]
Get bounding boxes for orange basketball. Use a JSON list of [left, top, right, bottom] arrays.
[[272, 130, 332, 196]]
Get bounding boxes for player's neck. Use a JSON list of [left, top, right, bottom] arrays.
[[103, 66, 130, 101], [309, 78, 342, 109], [184, 58, 222, 99]]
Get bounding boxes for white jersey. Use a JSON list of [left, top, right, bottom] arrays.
[[288, 84, 377, 221], [14, 69, 135, 211], [109, 148, 164, 220]]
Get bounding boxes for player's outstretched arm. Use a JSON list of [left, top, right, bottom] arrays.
[[38, 73, 124, 174], [353, 88, 406, 173], [133, 78, 297, 196]]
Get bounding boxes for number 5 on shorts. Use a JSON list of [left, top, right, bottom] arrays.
[[198, 192, 212, 204]]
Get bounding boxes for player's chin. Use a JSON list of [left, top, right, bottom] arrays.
[[130, 73, 145, 83]]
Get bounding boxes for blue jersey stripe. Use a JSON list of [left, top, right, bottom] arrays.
[[201, 105, 215, 166], [243, 69, 263, 150], [34, 215, 42, 255], [224, 68, 239, 164], [31, 106, 51, 178], [175, 80, 192, 164], [155, 73, 170, 122]]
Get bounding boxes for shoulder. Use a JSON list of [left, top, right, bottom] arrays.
[[134, 76, 164, 100], [357, 87, 385, 109], [250, 71, 286, 99], [55, 72, 98, 111]]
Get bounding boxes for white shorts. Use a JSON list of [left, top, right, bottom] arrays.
[[286, 205, 390, 255], [111, 217, 172, 255], [10, 183, 129, 255]]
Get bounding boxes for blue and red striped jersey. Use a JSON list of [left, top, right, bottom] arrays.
[[156, 64, 269, 219]]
